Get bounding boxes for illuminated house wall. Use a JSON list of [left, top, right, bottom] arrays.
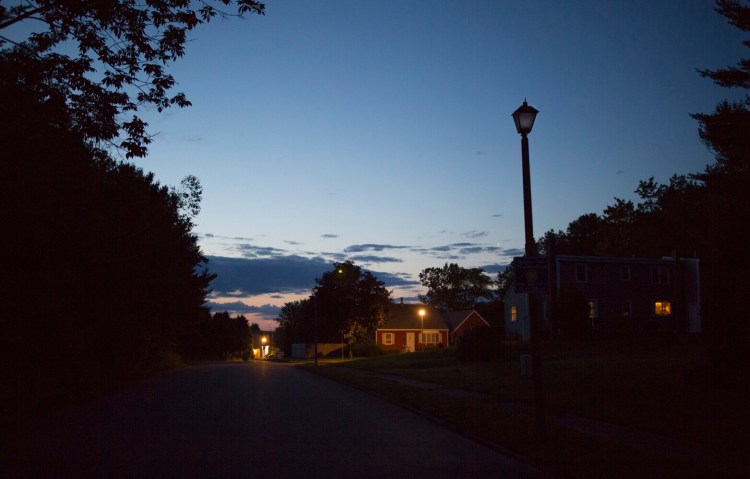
[[376, 303, 448, 352]]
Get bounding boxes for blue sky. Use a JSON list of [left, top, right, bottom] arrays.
[[131, 0, 744, 329]]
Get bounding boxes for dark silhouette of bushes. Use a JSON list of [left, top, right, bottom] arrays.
[[456, 327, 504, 361], [1, 54, 214, 421]]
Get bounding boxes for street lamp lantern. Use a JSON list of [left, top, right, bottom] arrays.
[[512, 100, 539, 136]]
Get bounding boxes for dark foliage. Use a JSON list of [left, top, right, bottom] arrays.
[[350, 342, 385, 358], [183, 311, 251, 360], [418, 263, 496, 311], [551, 286, 592, 340], [0, 60, 214, 419], [275, 261, 391, 347], [0, 0, 265, 158], [456, 327, 504, 362]]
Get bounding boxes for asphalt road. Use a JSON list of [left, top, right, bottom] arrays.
[[1, 361, 549, 478]]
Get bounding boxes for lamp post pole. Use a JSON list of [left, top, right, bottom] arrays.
[[419, 309, 426, 352], [512, 100, 547, 440]]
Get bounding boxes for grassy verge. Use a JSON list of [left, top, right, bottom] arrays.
[[302, 338, 748, 479]]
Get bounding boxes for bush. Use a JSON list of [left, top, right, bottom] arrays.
[[456, 327, 504, 361], [552, 286, 592, 339], [350, 342, 385, 357]]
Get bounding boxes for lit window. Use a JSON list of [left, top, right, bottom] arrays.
[[383, 333, 394, 345], [576, 264, 588, 282], [420, 332, 440, 344], [654, 301, 672, 316], [587, 301, 596, 319], [511, 305, 518, 322]]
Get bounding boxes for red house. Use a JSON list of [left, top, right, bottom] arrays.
[[376, 303, 448, 352], [442, 310, 490, 344]]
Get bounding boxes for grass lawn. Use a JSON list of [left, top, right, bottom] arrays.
[[303, 337, 748, 479]]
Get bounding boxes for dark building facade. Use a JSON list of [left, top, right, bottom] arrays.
[[505, 255, 701, 339]]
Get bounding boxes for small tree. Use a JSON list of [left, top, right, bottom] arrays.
[[551, 286, 591, 339]]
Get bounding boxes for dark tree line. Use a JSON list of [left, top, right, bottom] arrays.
[[186, 311, 256, 361], [1, 1, 266, 421], [1, 66, 214, 418]]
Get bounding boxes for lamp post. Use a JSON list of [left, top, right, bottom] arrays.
[[418, 308, 426, 352], [511, 99, 547, 440], [261, 336, 267, 359]]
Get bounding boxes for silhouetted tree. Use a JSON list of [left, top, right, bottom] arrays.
[[312, 261, 391, 345], [690, 0, 750, 384], [496, 264, 515, 299], [0, 0, 265, 158], [1, 61, 214, 419], [418, 263, 495, 311], [275, 299, 312, 352]]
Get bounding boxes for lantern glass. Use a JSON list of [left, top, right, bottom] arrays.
[[512, 101, 539, 135]]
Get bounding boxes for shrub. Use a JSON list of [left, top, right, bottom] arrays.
[[350, 342, 385, 357], [456, 327, 504, 361]]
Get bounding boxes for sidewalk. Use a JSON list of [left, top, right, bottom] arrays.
[[337, 368, 750, 477]]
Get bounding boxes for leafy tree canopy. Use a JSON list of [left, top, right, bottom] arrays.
[[418, 263, 495, 311], [0, 0, 265, 158], [312, 261, 391, 343]]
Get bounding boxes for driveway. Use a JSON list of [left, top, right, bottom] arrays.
[[1, 361, 550, 478]]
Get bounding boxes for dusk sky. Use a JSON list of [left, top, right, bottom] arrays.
[[132, 1, 745, 329]]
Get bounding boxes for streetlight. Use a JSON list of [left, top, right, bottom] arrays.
[[261, 336, 267, 359], [511, 99, 546, 440], [418, 308, 426, 352], [511, 99, 539, 257]]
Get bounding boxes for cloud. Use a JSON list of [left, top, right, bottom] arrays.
[[462, 230, 489, 239], [491, 214, 504, 218], [502, 248, 525, 257], [206, 301, 281, 318], [349, 255, 403, 264], [321, 233, 339, 239], [344, 243, 410, 253], [207, 255, 329, 295], [236, 244, 288, 259], [206, 254, 419, 296], [479, 263, 511, 274]]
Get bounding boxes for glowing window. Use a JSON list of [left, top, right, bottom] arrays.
[[420, 332, 440, 344], [654, 301, 672, 316], [511, 305, 518, 322], [383, 333, 394, 345]]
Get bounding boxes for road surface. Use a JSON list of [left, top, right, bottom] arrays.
[[1, 361, 549, 478]]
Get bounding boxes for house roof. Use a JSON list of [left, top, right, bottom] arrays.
[[380, 303, 448, 330], [442, 310, 489, 331]]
